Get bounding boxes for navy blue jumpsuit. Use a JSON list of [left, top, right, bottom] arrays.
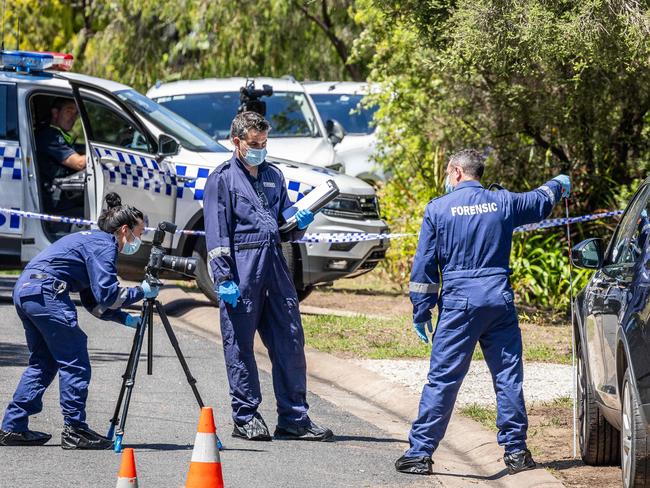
[[2, 230, 144, 432], [204, 154, 309, 428], [406, 179, 563, 457]]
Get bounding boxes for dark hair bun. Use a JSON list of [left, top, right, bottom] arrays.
[[105, 192, 122, 209]]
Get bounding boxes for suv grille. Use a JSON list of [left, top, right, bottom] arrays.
[[321, 194, 380, 220]]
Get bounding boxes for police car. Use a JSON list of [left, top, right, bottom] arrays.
[[0, 51, 389, 302]]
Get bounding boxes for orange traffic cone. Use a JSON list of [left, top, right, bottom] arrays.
[[185, 407, 224, 488], [116, 447, 138, 487]]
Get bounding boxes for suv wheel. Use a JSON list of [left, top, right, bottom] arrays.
[[622, 369, 650, 487], [577, 335, 620, 465], [193, 237, 219, 305]]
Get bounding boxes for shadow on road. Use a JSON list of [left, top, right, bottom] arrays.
[[435, 467, 509, 482], [330, 434, 407, 445], [0, 341, 28, 367]]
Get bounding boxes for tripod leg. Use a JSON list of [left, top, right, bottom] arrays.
[[154, 300, 205, 408], [147, 298, 154, 375], [108, 307, 146, 439], [113, 300, 152, 451]]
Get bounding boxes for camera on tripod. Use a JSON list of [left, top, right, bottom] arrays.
[[145, 221, 197, 282], [238, 79, 273, 116]]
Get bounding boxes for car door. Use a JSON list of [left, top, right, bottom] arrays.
[[0, 82, 24, 244], [70, 83, 177, 245], [590, 184, 650, 409]]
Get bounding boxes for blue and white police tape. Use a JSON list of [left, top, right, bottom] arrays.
[[513, 209, 624, 233], [0, 207, 626, 243]]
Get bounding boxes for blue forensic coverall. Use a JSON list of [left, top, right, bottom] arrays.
[[406, 179, 563, 457], [1, 230, 144, 432], [204, 153, 309, 428]]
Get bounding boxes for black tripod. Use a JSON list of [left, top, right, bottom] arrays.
[[107, 282, 206, 453]]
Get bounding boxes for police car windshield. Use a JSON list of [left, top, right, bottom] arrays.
[[154, 91, 320, 140], [116, 89, 228, 153], [310, 94, 377, 135]]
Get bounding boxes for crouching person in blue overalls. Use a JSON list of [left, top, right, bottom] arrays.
[[204, 111, 333, 442], [0, 193, 159, 449], [395, 150, 570, 475]]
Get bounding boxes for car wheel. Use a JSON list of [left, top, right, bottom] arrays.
[[621, 369, 650, 487], [577, 336, 620, 465], [193, 237, 219, 305], [281, 242, 311, 302]]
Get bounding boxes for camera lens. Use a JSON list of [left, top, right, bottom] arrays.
[[160, 255, 198, 277]]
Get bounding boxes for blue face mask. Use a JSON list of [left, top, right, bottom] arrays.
[[121, 229, 141, 255], [444, 174, 455, 194], [243, 147, 267, 167]]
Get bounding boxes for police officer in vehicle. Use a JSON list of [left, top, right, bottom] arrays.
[[0, 193, 159, 449], [35, 97, 86, 214], [204, 111, 333, 442], [395, 149, 570, 475]]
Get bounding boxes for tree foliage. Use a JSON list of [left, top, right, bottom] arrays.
[[2, 0, 367, 91], [360, 0, 650, 214]]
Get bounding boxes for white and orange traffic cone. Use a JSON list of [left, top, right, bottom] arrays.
[[116, 447, 138, 487], [185, 407, 224, 488]]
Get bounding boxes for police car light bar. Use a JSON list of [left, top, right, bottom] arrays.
[[44, 52, 74, 71], [0, 50, 74, 72]]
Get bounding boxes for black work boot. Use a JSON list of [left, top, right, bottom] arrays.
[[0, 429, 52, 446], [61, 425, 113, 450], [503, 448, 536, 474], [395, 454, 433, 475], [274, 420, 334, 442], [232, 412, 272, 441]]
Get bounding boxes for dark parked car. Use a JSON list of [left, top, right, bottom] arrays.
[[572, 181, 650, 488]]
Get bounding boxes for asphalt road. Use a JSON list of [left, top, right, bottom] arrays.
[[0, 297, 439, 488]]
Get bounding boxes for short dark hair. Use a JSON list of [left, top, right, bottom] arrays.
[[230, 111, 271, 140], [449, 149, 485, 179], [97, 192, 144, 234], [51, 97, 76, 112]]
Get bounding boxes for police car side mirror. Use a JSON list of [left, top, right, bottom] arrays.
[[157, 134, 180, 158], [326, 119, 346, 146], [571, 238, 604, 269]]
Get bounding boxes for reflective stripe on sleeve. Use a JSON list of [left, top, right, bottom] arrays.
[[208, 247, 231, 260], [539, 185, 556, 205], [107, 287, 129, 310], [409, 282, 439, 294]]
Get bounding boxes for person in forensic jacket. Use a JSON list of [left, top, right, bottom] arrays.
[[395, 149, 570, 475], [0, 193, 159, 449], [204, 111, 333, 442]]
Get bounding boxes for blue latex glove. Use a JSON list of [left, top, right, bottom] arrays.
[[552, 174, 571, 198], [124, 314, 141, 329], [295, 209, 314, 230], [218, 280, 240, 307], [141, 280, 159, 299], [413, 320, 433, 344]]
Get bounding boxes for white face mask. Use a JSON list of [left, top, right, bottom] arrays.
[[444, 174, 455, 194], [120, 229, 141, 255]]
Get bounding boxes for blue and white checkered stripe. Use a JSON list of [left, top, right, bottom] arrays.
[[175, 165, 211, 201], [0, 144, 23, 234], [94, 146, 176, 196], [287, 180, 313, 203]]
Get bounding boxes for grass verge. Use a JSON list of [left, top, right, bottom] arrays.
[[459, 404, 498, 431], [303, 313, 573, 362]]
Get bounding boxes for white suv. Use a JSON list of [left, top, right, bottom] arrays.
[[0, 52, 389, 302], [147, 77, 344, 171], [304, 81, 384, 185]]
